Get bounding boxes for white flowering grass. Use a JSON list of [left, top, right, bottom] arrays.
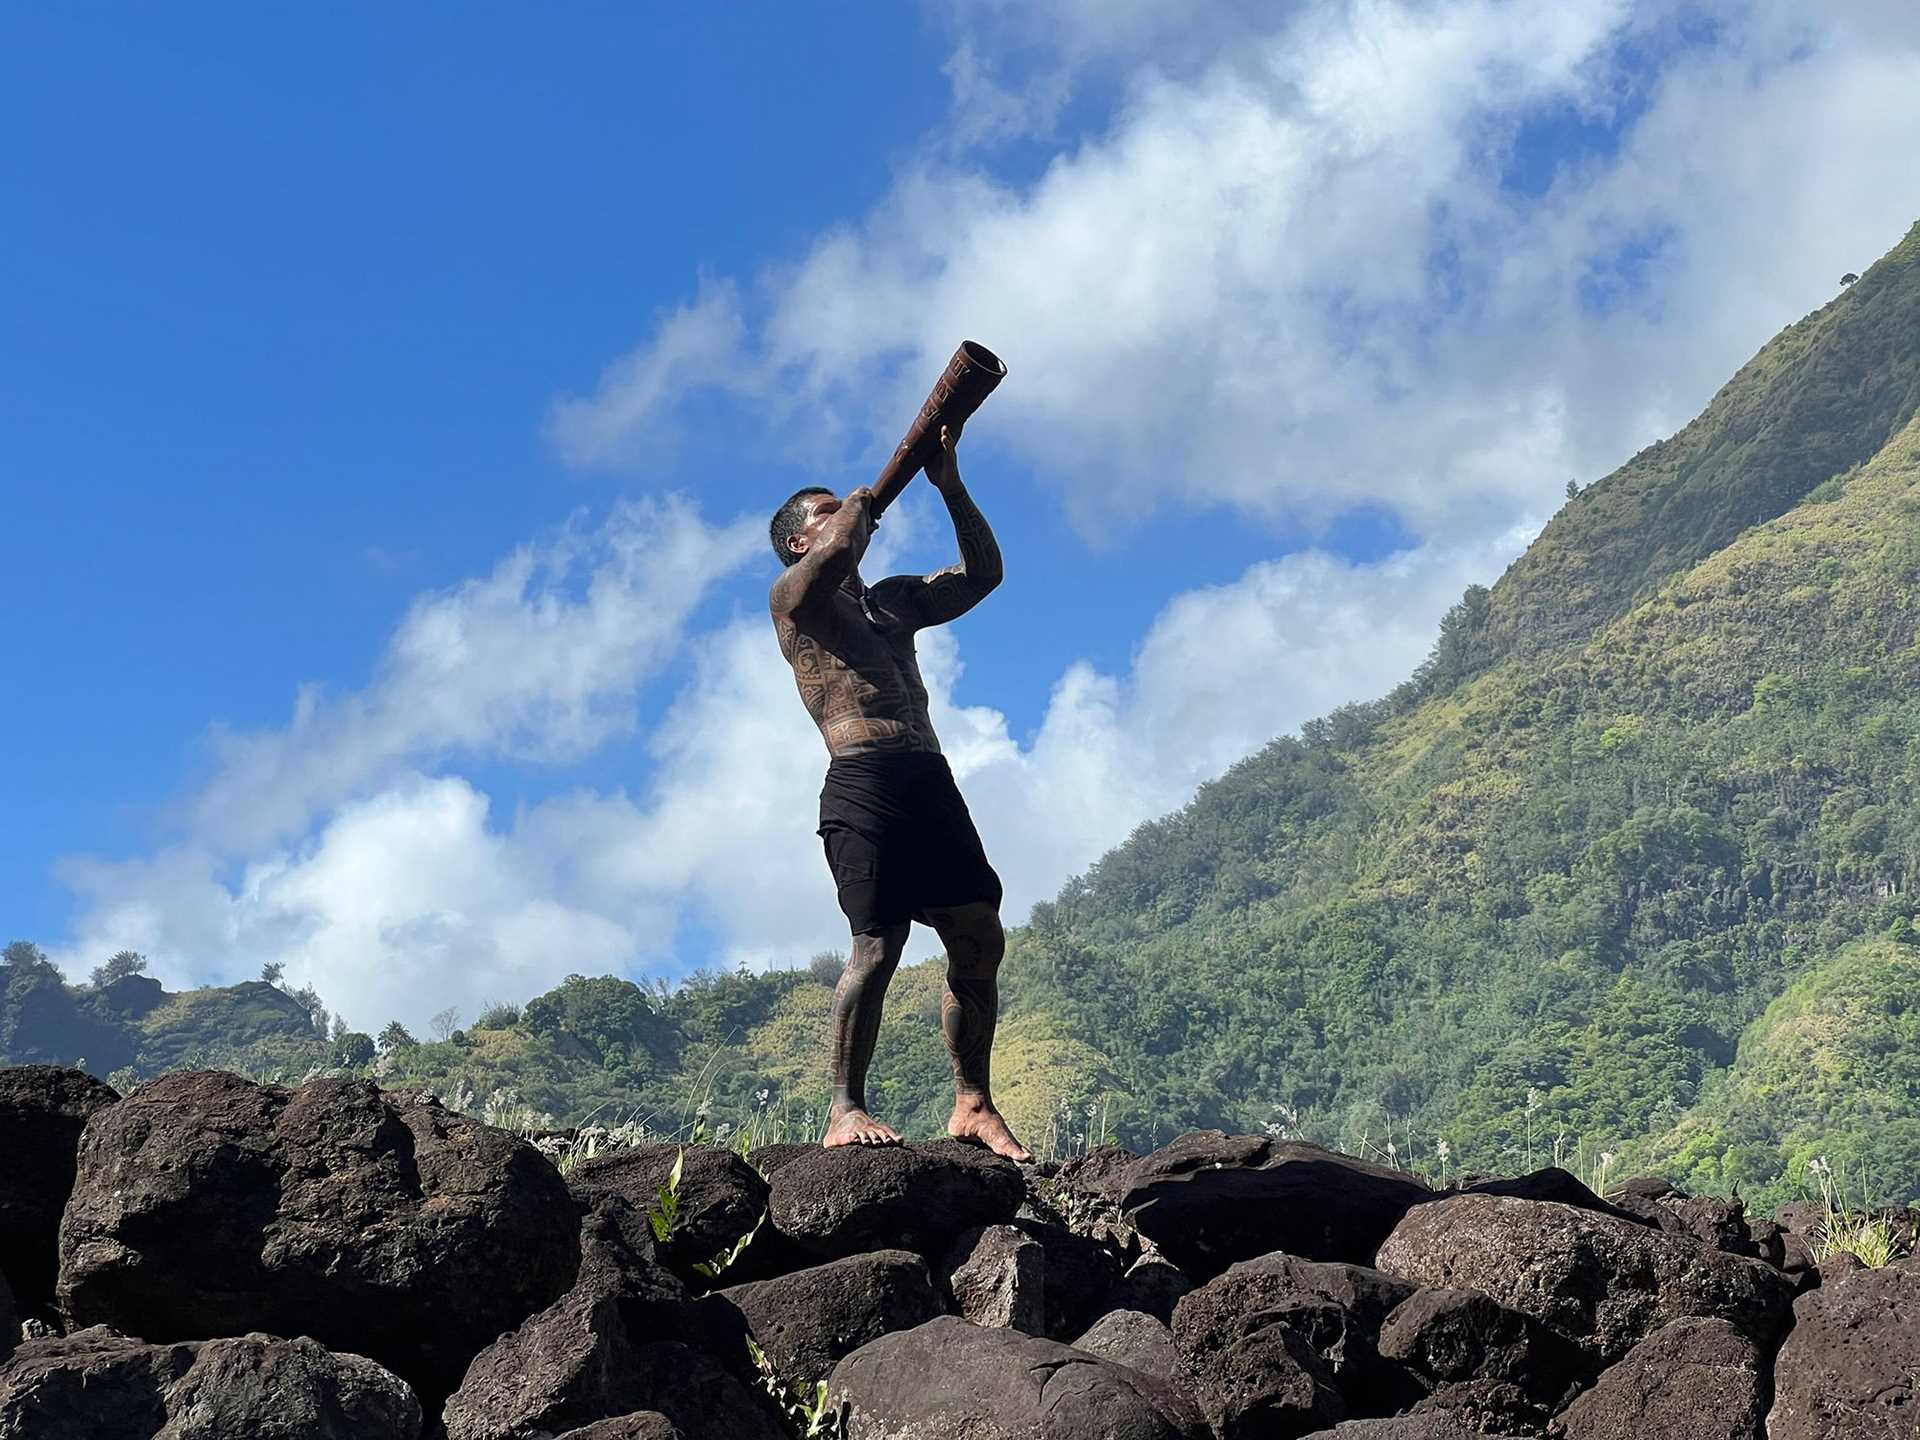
[[1806, 1155, 1907, 1268]]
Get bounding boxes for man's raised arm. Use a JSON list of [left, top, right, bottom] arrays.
[[771, 488, 875, 623], [880, 424, 1003, 629]]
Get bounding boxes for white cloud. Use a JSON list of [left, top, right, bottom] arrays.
[[57, 777, 653, 1039], [555, 0, 1920, 546], [188, 495, 762, 854], [508, 523, 1531, 977], [547, 283, 748, 466]]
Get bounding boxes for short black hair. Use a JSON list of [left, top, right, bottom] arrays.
[[770, 486, 834, 567]]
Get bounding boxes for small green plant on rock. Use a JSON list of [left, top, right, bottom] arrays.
[[693, 1206, 767, 1281], [646, 1147, 685, 1244], [745, 1337, 847, 1438]]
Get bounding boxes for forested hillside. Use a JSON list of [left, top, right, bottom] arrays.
[[8, 221, 1920, 1214]]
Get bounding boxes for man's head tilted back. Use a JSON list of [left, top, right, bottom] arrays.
[[770, 486, 835, 566]]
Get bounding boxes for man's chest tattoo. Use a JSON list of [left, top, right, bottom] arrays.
[[777, 607, 933, 748]]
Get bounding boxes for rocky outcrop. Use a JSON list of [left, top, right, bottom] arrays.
[[942, 1223, 1046, 1331], [1549, 1316, 1765, 1439], [1767, 1259, 1920, 1438], [0, 1269, 16, 1366], [1, 1081, 1905, 1440], [1375, 1193, 1796, 1363], [1118, 1132, 1432, 1278], [717, 1248, 945, 1382], [438, 1195, 721, 1440], [1074, 1308, 1184, 1385], [0, 1325, 420, 1439], [829, 1315, 1206, 1439], [552, 1417, 681, 1440], [767, 1137, 1026, 1260], [1173, 1253, 1419, 1421], [0, 1066, 119, 1313], [1377, 1285, 1592, 1409], [568, 1143, 768, 1281], [56, 1070, 578, 1411]]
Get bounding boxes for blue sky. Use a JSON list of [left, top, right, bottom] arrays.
[[6, 1, 1918, 1037]]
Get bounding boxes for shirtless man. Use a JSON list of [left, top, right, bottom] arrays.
[[768, 422, 1030, 1161]]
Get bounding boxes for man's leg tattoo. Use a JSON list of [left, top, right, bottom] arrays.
[[941, 920, 1003, 1100], [830, 925, 905, 1116]]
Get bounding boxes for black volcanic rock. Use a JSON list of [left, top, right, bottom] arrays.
[[1115, 1250, 1195, 1323], [1174, 1254, 1414, 1425], [1551, 1316, 1764, 1439], [1009, 1216, 1128, 1340], [0, 1269, 16, 1366], [0, 1325, 421, 1439], [0, 1066, 120, 1312], [1118, 1132, 1431, 1277], [553, 1417, 682, 1440], [56, 1070, 578, 1414], [1053, 1144, 1143, 1207], [1303, 1415, 1536, 1438], [1374, 1194, 1795, 1365], [439, 1197, 715, 1440], [1767, 1259, 1920, 1439], [940, 1223, 1045, 1331], [568, 1143, 768, 1279], [1074, 1308, 1184, 1385], [1377, 1286, 1590, 1408], [1461, 1168, 1651, 1228], [829, 1315, 1205, 1439], [717, 1248, 944, 1383], [766, 1138, 1024, 1260]]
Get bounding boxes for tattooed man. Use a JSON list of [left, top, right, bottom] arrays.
[[768, 422, 1030, 1160]]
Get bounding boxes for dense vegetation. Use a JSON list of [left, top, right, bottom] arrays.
[[8, 221, 1920, 1214]]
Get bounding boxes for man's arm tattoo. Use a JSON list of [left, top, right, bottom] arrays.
[[901, 482, 1003, 628]]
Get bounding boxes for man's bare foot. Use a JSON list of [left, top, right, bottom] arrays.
[[947, 1096, 1032, 1162], [823, 1106, 902, 1147]]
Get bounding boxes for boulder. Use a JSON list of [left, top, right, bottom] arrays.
[[1302, 1421, 1534, 1439], [553, 1418, 681, 1440], [1767, 1259, 1920, 1438], [1463, 1168, 1652, 1229], [1051, 1145, 1143, 1209], [1305, 1420, 1528, 1440], [440, 1197, 754, 1440], [57, 1071, 578, 1412], [1745, 1217, 1790, 1271], [1118, 1132, 1431, 1278], [1010, 1217, 1128, 1340], [746, 1142, 816, 1176], [1549, 1316, 1764, 1439], [1073, 1309, 1182, 1385], [0, 1269, 16, 1366], [0, 1325, 421, 1440], [1407, 1379, 1553, 1435], [1374, 1194, 1795, 1364], [0, 1066, 120, 1310], [1378, 1287, 1590, 1408], [717, 1249, 944, 1384], [942, 1224, 1046, 1332], [1113, 1251, 1194, 1324], [568, 1144, 768, 1280], [150, 1332, 422, 1439], [829, 1316, 1205, 1440], [1175, 1305, 1347, 1440], [767, 1139, 1024, 1261], [1174, 1253, 1417, 1416], [0, 1325, 189, 1438]]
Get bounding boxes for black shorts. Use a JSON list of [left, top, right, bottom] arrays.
[[817, 751, 1003, 936]]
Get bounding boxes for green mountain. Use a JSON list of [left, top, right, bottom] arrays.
[[8, 221, 1920, 1212]]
